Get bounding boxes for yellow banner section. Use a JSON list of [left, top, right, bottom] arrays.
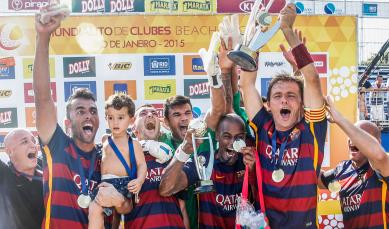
[[145, 0, 216, 13], [23, 58, 56, 79], [144, 79, 176, 100]]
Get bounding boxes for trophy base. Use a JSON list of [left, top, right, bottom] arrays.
[[194, 180, 214, 194], [227, 44, 258, 72]]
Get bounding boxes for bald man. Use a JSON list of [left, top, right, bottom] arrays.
[[320, 96, 389, 228], [0, 129, 44, 229]]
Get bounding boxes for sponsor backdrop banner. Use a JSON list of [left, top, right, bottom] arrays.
[[0, 14, 357, 168], [0, 15, 357, 221]]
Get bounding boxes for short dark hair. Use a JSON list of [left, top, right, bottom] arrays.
[[105, 93, 135, 117], [66, 88, 96, 119], [216, 113, 246, 133], [164, 95, 192, 119], [267, 73, 304, 102]]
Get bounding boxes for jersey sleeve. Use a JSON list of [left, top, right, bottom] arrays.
[[39, 124, 68, 158], [304, 105, 328, 156]]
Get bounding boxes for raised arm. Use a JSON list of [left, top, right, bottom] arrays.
[[199, 32, 226, 130], [280, 3, 324, 109], [159, 133, 193, 196], [33, 14, 61, 145], [239, 70, 263, 121], [326, 96, 389, 177]]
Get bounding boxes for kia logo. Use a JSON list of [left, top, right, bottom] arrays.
[[239, 0, 254, 12], [11, 0, 23, 11]]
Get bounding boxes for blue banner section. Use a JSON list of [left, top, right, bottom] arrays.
[[362, 3, 377, 16], [64, 81, 97, 101], [143, 55, 176, 76]]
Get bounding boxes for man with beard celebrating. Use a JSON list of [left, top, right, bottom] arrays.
[[33, 10, 132, 228], [239, 3, 327, 228], [123, 104, 189, 228], [320, 96, 389, 228]]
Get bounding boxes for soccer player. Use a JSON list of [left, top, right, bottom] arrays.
[[124, 104, 189, 228], [33, 12, 131, 228], [239, 3, 327, 228], [160, 114, 254, 229], [320, 96, 389, 228]]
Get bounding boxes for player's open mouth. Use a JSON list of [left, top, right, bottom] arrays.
[[82, 124, 93, 135], [280, 108, 291, 120], [349, 144, 359, 152], [145, 121, 156, 130], [27, 152, 37, 159], [225, 148, 237, 157], [180, 125, 188, 133]]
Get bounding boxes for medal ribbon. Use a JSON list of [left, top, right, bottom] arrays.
[[108, 135, 137, 179], [271, 129, 288, 170], [72, 143, 96, 195]]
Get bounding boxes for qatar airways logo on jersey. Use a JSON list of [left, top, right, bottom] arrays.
[[341, 193, 362, 213], [265, 146, 299, 166], [215, 193, 241, 211], [73, 174, 99, 192], [146, 167, 163, 183]]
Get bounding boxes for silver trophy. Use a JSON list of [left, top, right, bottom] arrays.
[[189, 118, 215, 194], [228, 0, 294, 71]]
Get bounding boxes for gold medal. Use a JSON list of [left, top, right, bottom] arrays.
[[77, 194, 91, 208], [328, 181, 341, 193], [272, 169, 285, 183]]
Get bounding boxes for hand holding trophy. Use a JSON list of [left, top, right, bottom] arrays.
[[228, 0, 295, 72], [38, 0, 70, 24], [188, 118, 215, 194], [218, 14, 241, 50]]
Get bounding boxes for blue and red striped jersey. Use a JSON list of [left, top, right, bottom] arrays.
[[40, 125, 101, 229], [328, 160, 389, 228], [250, 107, 327, 228], [183, 152, 245, 229], [124, 154, 185, 229]]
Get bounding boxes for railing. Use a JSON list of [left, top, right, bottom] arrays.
[[359, 88, 389, 129]]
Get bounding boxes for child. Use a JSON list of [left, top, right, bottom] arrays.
[[89, 93, 147, 228]]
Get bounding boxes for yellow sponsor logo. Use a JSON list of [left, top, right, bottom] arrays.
[[23, 58, 55, 79], [144, 79, 176, 100]]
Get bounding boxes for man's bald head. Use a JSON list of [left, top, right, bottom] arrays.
[[4, 128, 33, 150], [355, 120, 381, 143]]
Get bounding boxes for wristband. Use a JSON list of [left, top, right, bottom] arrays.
[[209, 73, 223, 88], [291, 43, 313, 70], [174, 146, 191, 162]]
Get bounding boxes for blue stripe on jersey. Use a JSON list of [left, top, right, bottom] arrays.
[[124, 154, 184, 228], [41, 125, 101, 227], [251, 107, 327, 228], [333, 160, 389, 228]]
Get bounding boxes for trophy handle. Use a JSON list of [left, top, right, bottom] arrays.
[[205, 132, 214, 180], [192, 134, 203, 181], [248, 21, 280, 50]]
